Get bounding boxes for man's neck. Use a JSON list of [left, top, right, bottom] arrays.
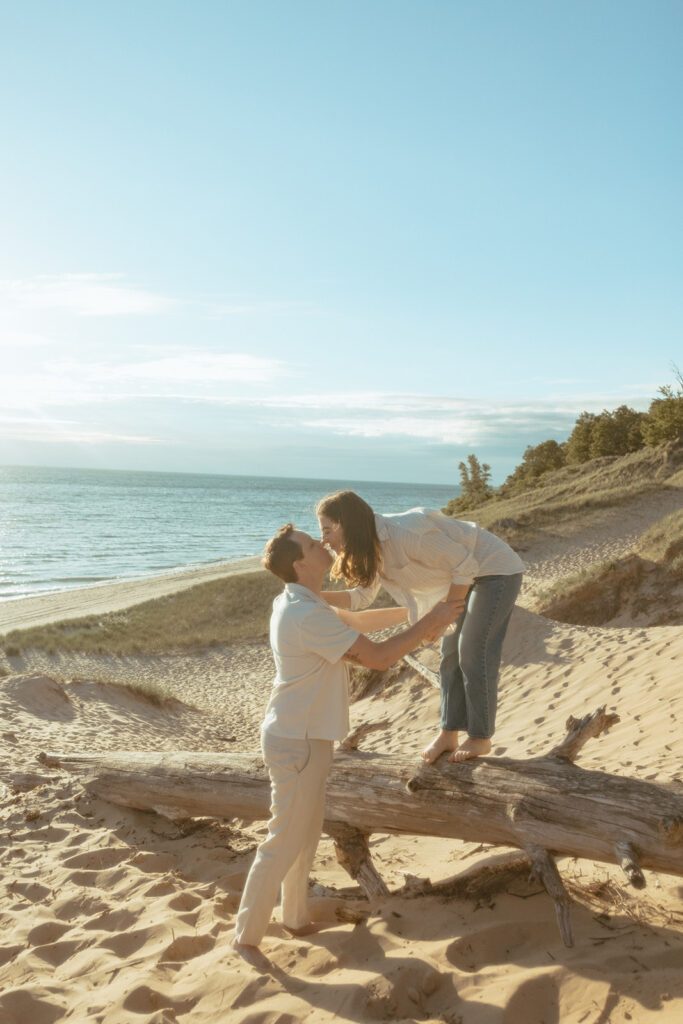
[[293, 569, 323, 596]]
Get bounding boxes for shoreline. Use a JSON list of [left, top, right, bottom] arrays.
[[0, 554, 264, 634]]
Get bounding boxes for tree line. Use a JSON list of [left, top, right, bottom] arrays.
[[450, 369, 683, 513]]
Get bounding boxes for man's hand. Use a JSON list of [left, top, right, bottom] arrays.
[[342, 597, 466, 671], [420, 598, 465, 642]]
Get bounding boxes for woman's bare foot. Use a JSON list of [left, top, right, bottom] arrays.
[[421, 729, 459, 763], [448, 737, 492, 762], [230, 936, 271, 969]]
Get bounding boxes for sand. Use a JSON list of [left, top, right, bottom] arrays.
[[1, 521, 682, 1024]]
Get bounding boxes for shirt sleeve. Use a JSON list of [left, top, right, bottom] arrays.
[[347, 575, 382, 610], [401, 524, 480, 586], [298, 607, 360, 663]]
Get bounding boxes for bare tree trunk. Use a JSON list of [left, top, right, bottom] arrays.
[[39, 707, 683, 946]]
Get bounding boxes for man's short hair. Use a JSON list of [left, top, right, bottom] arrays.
[[262, 523, 302, 583]]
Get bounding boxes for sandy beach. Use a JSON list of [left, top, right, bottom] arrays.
[[1, 506, 682, 1024]]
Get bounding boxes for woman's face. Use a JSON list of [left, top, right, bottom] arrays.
[[318, 514, 345, 554]]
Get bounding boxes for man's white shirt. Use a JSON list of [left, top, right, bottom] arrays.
[[262, 583, 360, 741]]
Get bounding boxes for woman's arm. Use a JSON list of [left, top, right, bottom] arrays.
[[342, 598, 464, 671], [334, 606, 408, 631]]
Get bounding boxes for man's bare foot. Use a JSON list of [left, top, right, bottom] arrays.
[[421, 729, 459, 763], [448, 737, 492, 762], [230, 936, 271, 969], [283, 921, 333, 937]]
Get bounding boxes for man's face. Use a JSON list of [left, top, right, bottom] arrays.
[[291, 530, 333, 577]]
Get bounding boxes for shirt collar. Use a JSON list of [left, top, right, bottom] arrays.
[[285, 582, 321, 602], [375, 513, 390, 541]]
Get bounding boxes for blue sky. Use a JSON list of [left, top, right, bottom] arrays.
[[1, 1, 681, 484]]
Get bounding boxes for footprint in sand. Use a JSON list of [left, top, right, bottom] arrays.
[[62, 847, 129, 870], [501, 973, 561, 1024], [0, 986, 65, 1024], [144, 878, 178, 897], [8, 881, 51, 904], [54, 893, 109, 922], [131, 851, 178, 873], [158, 933, 215, 963], [98, 926, 155, 958], [30, 939, 83, 967], [168, 891, 203, 912], [27, 921, 71, 945], [122, 985, 197, 1016], [0, 943, 26, 966], [447, 920, 559, 971]]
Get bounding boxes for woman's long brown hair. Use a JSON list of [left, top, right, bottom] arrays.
[[315, 490, 381, 588]]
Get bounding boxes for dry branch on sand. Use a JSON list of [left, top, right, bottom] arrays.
[[39, 707, 683, 948]]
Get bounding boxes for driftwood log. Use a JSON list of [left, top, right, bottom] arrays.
[[40, 707, 683, 947]]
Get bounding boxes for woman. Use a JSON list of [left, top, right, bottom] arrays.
[[317, 491, 524, 762]]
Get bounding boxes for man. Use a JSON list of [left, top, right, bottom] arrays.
[[231, 524, 463, 964]]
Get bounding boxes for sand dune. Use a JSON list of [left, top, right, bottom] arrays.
[[1, 602, 681, 1023], [1, 516, 682, 1023]]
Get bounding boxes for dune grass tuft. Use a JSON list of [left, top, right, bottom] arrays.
[[108, 677, 180, 707]]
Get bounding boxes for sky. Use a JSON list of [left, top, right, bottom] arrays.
[[1, 1, 681, 485]]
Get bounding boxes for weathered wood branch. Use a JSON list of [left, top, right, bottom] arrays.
[[549, 707, 621, 762], [41, 706, 683, 945], [524, 843, 574, 947], [338, 719, 390, 752]]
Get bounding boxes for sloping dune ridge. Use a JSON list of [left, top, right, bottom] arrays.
[[1, 482, 682, 1023]]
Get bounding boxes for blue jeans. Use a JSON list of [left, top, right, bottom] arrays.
[[439, 573, 523, 739]]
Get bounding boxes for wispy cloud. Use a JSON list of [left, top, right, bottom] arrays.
[[0, 415, 164, 445], [0, 274, 176, 316], [185, 391, 648, 446], [1, 348, 290, 409], [104, 352, 288, 385]]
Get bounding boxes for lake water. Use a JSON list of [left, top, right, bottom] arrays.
[[0, 465, 459, 600]]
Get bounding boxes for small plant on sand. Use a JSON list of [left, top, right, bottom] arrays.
[[114, 678, 178, 707]]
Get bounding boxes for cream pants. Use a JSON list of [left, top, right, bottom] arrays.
[[234, 729, 334, 946]]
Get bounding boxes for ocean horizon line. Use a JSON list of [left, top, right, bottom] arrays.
[[0, 461, 461, 492]]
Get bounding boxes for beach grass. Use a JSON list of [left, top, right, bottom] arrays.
[[531, 506, 683, 626], [637, 506, 683, 567], [1, 571, 284, 656]]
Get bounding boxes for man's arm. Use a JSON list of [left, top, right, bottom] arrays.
[[343, 598, 464, 672]]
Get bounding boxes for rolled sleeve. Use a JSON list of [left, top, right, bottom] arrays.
[[347, 576, 382, 611]]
